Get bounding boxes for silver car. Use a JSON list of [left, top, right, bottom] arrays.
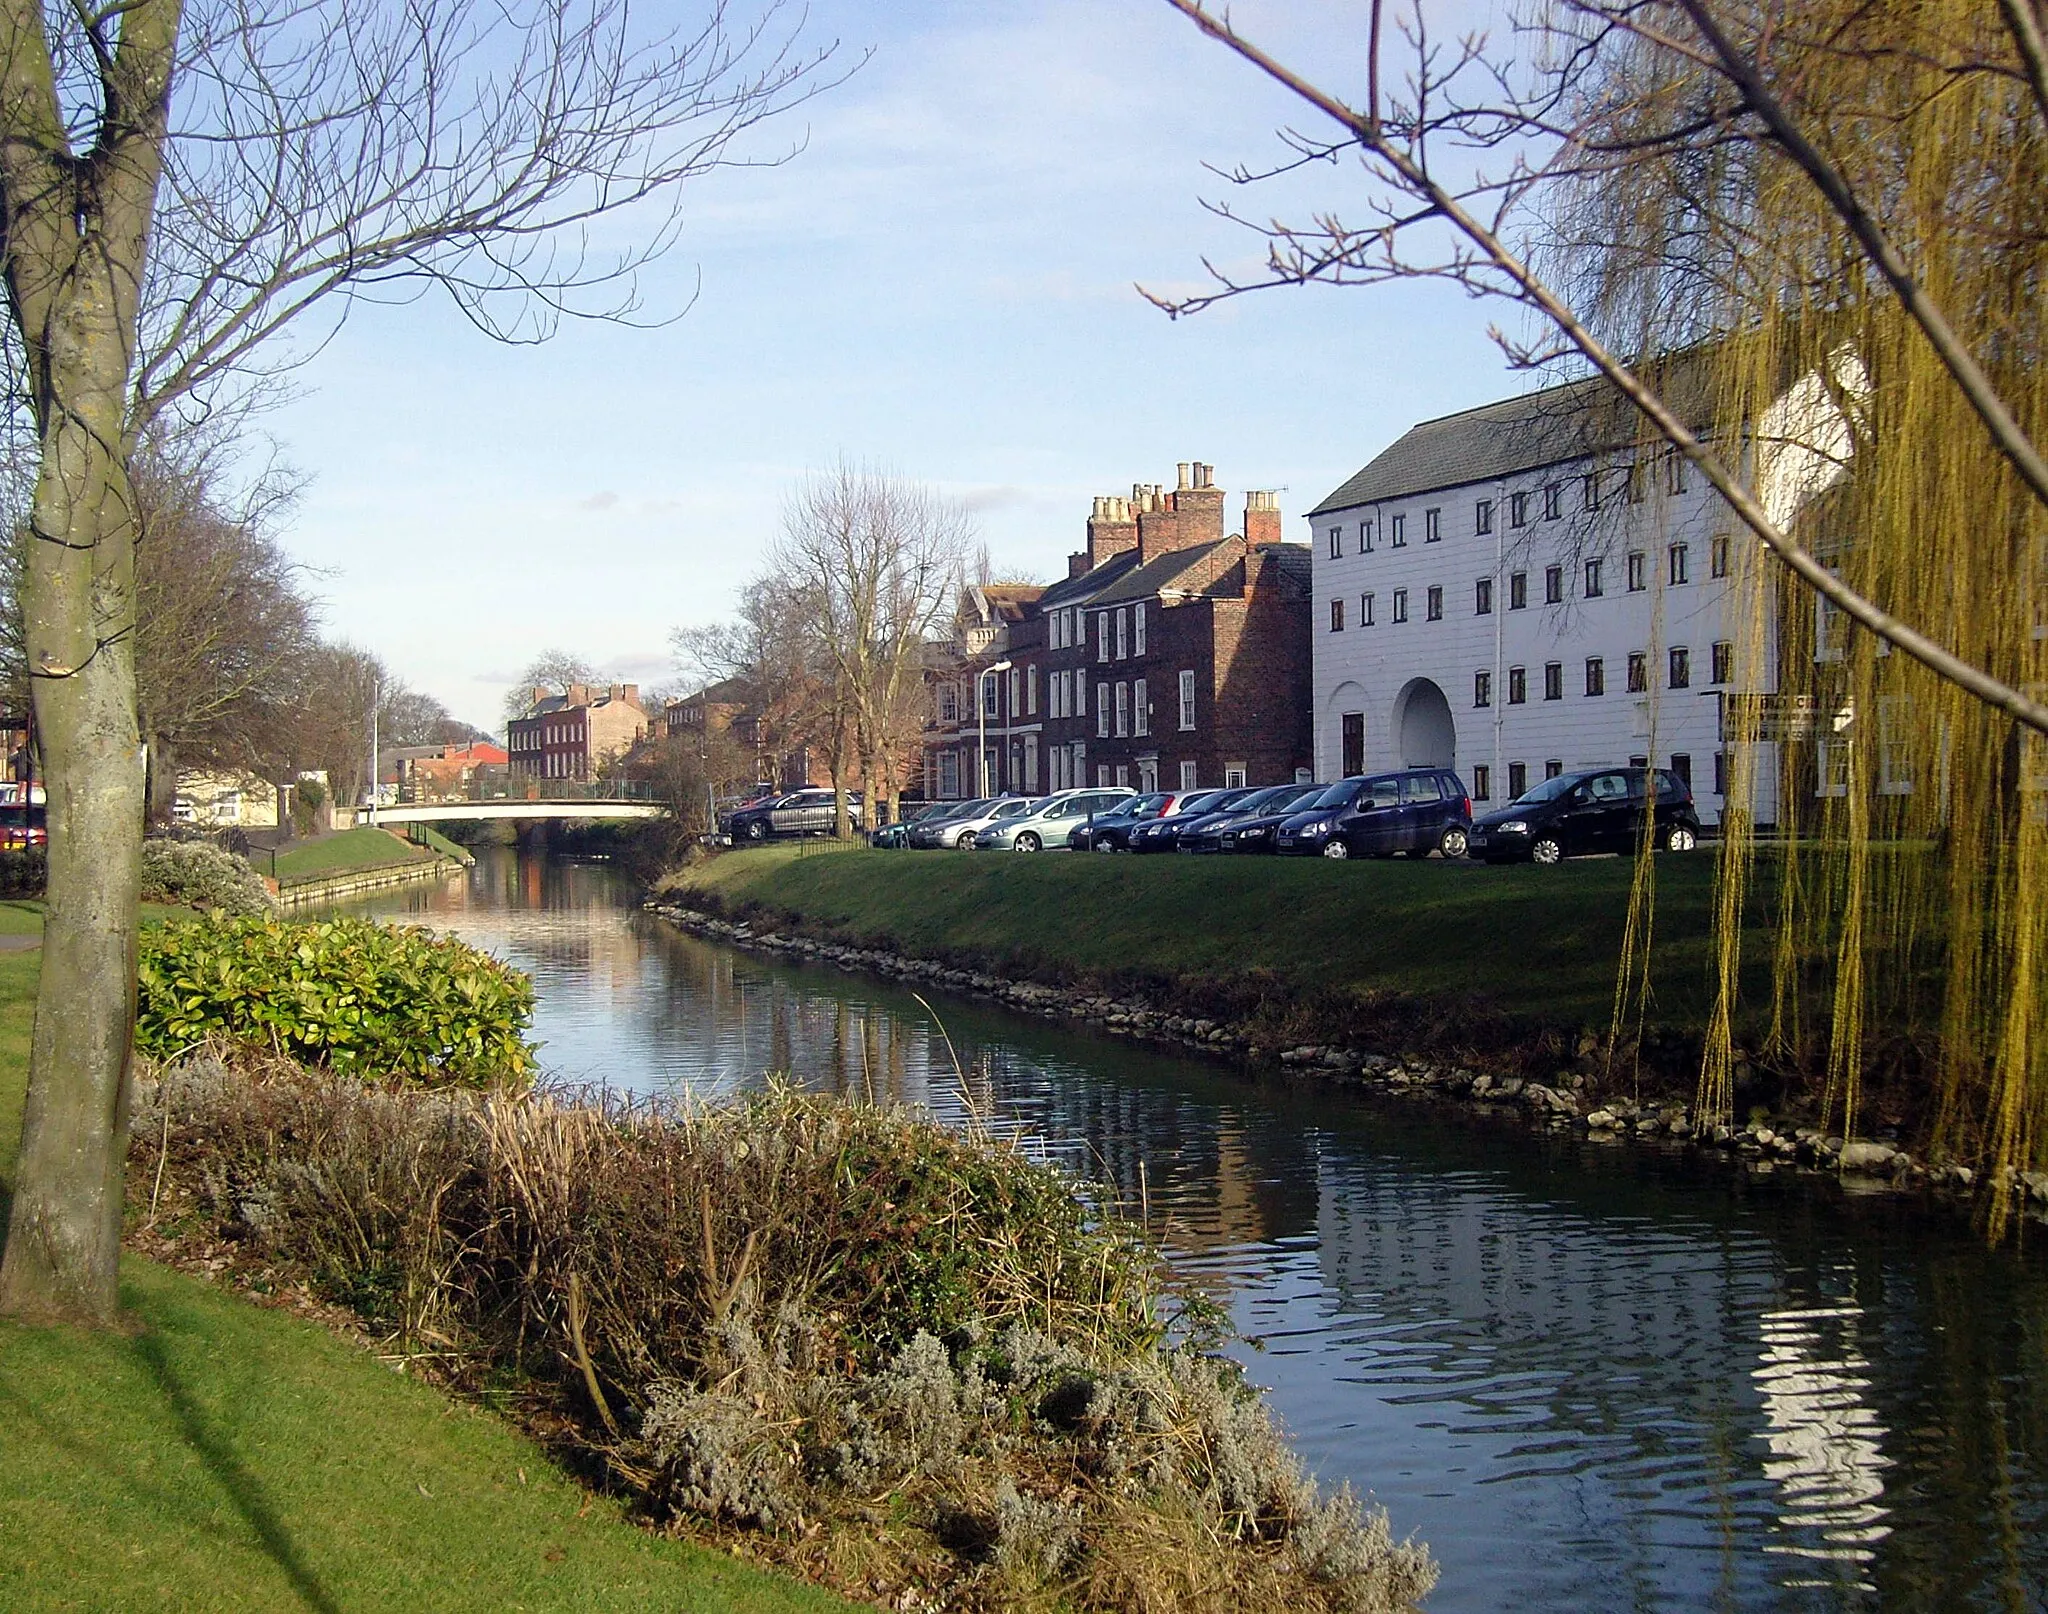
[[972, 788, 1135, 852], [950, 797, 1036, 849]]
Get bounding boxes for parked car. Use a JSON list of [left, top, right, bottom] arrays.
[[1068, 792, 1168, 851], [726, 787, 865, 843], [951, 796, 1036, 850], [1213, 783, 1330, 853], [973, 787, 1135, 852], [1128, 787, 1262, 853], [1468, 766, 1700, 864], [1274, 768, 1471, 859], [907, 798, 991, 849], [1174, 784, 1320, 853], [870, 801, 946, 848]]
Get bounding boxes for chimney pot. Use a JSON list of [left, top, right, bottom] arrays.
[[1177, 462, 1191, 491]]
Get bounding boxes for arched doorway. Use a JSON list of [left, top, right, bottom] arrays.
[[1393, 677, 1456, 769], [1324, 681, 1367, 777]]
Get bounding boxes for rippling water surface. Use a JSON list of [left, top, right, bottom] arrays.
[[351, 848, 2048, 1613]]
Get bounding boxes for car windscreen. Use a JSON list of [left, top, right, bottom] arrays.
[[1221, 786, 1289, 814], [989, 799, 1032, 819], [1202, 789, 1258, 813], [1307, 780, 1361, 810], [1262, 785, 1322, 813], [1513, 773, 1584, 805]]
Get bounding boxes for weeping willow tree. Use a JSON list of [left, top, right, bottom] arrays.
[[1160, 0, 2048, 1232]]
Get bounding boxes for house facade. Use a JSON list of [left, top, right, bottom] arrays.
[[507, 682, 649, 783], [662, 676, 831, 791], [921, 583, 1046, 800], [1309, 379, 1780, 823]]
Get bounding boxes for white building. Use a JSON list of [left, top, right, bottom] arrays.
[[1309, 374, 1781, 825]]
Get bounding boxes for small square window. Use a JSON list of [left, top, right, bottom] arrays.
[[1711, 641, 1734, 684], [1474, 670, 1492, 708], [1544, 565, 1563, 605], [1475, 499, 1494, 535], [1390, 514, 1407, 547], [1627, 652, 1648, 692], [1425, 507, 1442, 542], [1585, 657, 1605, 697], [1509, 572, 1528, 610], [1544, 662, 1563, 701], [1391, 588, 1409, 623], [1507, 666, 1527, 704], [1627, 551, 1647, 592], [1543, 483, 1562, 521], [1510, 492, 1529, 528], [1426, 585, 1444, 621], [1584, 558, 1604, 598], [1475, 577, 1494, 615], [1508, 761, 1528, 798], [1546, 759, 1565, 780], [1669, 646, 1691, 688], [1330, 597, 1345, 632], [1669, 543, 1691, 586]]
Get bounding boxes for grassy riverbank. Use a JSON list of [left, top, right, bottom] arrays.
[[672, 840, 1756, 1032], [272, 824, 466, 885], [0, 949, 849, 1613]]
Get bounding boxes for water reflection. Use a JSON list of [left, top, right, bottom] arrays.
[[347, 849, 2048, 1613]]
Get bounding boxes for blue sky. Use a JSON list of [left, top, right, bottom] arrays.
[[265, 0, 1517, 732]]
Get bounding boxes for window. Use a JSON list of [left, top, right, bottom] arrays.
[[1425, 506, 1442, 542], [1328, 528, 1342, 559], [1361, 520, 1375, 553], [1472, 763, 1491, 801], [1670, 753, 1693, 790], [1392, 588, 1410, 623], [1627, 461, 1646, 503], [1509, 571, 1528, 610], [1584, 557, 1604, 598], [1627, 652, 1649, 692], [1097, 765, 1111, 788], [1817, 738, 1851, 797], [1585, 657, 1606, 697], [1341, 712, 1365, 776], [1178, 669, 1196, 731], [1134, 678, 1149, 734], [1545, 565, 1563, 605], [1008, 668, 1020, 716], [1510, 491, 1529, 528], [1666, 451, 1686, 495], [1362, 591, 1376, 626], [1390, 513, 1407, 547], [1878, 695, 1914, 794], [1115, 609, 1128, 660], [1224, 766, 1248, 788], [1544, 662, 1563, 701], [1711, 641, 1734, 685], [1476, 498, 1494, 535], [982, 677, 999, 717], [1025, 734, 1039, 790], [1581, 472, 1600, 511], [1114, 682, 1130, 737], [1138, 759, 1158, 792], [1331, 597, 1346, 632], [1475, 577, 1494, 615], [1051, 612, 1065, 651], [1096, 686, 1110, 737], [1027, 665, 1039, 715], [1508, 761, 1528, 798], [1544, 483, 1562, 521], [1114, 764, 1129, 788], [1098, 612, 1111, 662], [1474, 670, 1492, 708], [1669, 646, 1691, 688], [1545, 759, 1565, 780], [1134, 603, 1146, 655], [1508, 665, 1527, 704], [1075, 673, 1085, 716], [1627, 551, 1647, 592], [1426, 585, 1444, 621], [1711, 535, 1731, 578], [938, 685, 958, 723], [1669, 543, 1690, 586], [1816, 589, 1849, 662], [1179, 760, 1198, 790], [1714, 750, 1727, 797]]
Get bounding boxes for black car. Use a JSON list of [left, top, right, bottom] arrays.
[[1068, 792, 1167, 851], [1130, 787, 1262, 853], [1468, 766, 1702, 864], [869, 801, 945, 848], [1175, 783, 1319, 853], [1274, 768, 1472, 859], [1215, 783, 1328, 853], [726, 787, 864, 842]]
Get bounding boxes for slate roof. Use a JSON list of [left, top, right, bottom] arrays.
[[1036, 548, 1143, 609], [1084, 538, 1238, 607], [1309, 357, 1718, 516]]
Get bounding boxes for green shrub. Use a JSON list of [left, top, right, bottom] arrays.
[[140, 837, 277, 915], [136, 914, 537, 1086], [0, 848, 44, 898]]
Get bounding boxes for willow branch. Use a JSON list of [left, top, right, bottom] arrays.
[[1162, 0, 2048, 740]]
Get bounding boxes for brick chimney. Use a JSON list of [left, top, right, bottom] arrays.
[[1243, 489, 1282, 547], [1138, 462, 1226, 564], [1085, 494, 1138, 570]]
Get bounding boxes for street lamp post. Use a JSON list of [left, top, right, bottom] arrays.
[[976, 659, 1012, 799]]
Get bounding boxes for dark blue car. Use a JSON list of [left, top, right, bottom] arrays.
[[1274, 768, 1471, 859]]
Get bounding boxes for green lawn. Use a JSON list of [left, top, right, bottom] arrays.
[[679, 840, 1773, 1031], [271, 827, 438, 885], [0, 951, 848, 1613]]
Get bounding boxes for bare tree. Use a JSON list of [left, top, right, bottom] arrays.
[[769, 465, 971, 831], [503, 649, 599, 723], [0, 0, 844, 1325]]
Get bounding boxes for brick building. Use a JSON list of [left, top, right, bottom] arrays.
[[922, 584, 1046, 800], [661, 676, 835, 790], [922, 464, 1312, 798], [507, 683, 648, 783]]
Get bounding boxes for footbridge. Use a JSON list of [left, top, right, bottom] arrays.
[[367, 796, 668, 826]]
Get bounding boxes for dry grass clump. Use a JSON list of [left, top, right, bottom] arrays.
[[128, 1058, 1435, 1613]]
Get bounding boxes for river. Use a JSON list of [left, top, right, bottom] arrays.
[[347, 846, 2047, 1613]]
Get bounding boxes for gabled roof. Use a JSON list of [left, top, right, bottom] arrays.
[[1310, 356, 1717, 515], [681, 675, 755, 707], [1035, 549, 1143, 609]]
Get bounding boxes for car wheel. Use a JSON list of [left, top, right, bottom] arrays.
[[745, 820, 766, 841], [1666, 824, 1698, 853], [1531, 836, 1564, 865], [1014, 832, 1041, 853], [1095, 839, 1117, 853], [1439, 825, 1470, 859], [1321, 839, 1351, 860]]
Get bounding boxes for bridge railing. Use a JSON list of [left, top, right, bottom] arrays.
[[396, 775, 667, 806]]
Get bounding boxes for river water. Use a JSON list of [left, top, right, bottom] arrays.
[[349, 847, 2047, 1613]]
